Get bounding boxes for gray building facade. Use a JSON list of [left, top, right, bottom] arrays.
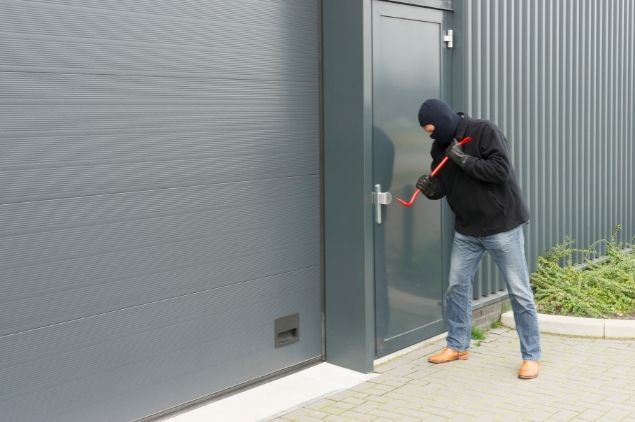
[[1, 0, 633, 420], [325, 0, 635, 372]]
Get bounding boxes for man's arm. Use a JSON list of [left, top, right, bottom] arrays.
[[448, 125, 510, 184]]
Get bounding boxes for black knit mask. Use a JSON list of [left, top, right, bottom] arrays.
[[417, 99, 461, 144]]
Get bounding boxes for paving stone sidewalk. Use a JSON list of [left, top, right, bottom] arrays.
[[271, 328, 635, 421]]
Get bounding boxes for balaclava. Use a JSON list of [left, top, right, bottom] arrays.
[[417, 99, 461, 144]]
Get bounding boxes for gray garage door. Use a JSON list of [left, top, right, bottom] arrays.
[[0, 1, 321, 421]]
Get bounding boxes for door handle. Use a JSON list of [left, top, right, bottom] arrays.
[[373, 184, 392, 225]]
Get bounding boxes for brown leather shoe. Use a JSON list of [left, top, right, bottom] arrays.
[[427, 347, 470, 364], [518, 360, 540, 379]]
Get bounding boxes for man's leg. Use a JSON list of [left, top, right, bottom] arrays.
[[445, 231, 485, 353], [485, 225, 541, 362]]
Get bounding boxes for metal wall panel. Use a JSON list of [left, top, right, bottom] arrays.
[[453, 0, 635, 300], [0, 0, 321, 420], [323, 0, 376, 374]]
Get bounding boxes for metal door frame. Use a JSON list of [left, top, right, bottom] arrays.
[[322, 0, 454, 373], [370, 0, 454, 358]]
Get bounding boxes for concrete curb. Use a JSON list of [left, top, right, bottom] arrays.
[[501, 311, 635, 339]]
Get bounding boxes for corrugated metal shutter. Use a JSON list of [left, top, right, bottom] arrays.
[[453, 0, 635, 301], [0, 1, 321, 420]]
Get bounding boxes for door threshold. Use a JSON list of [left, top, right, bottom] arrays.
[[374, 331, 447, 366]]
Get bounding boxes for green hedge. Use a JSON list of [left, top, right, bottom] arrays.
[[530, 225, 635, 318]]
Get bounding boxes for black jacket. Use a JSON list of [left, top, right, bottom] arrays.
[[426, 114, 530, 236]]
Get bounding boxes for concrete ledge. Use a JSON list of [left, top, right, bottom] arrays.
[[501, 311, 635, 338], [161, 363, 377, 421], [605, 319, 635, 338]]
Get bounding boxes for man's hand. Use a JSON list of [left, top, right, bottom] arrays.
[[416, 174, 435, 197], [445, 139, 471, 167]]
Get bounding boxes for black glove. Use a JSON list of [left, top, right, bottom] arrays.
[[416, 174, 435, 197], [445, 139, 471, 167]]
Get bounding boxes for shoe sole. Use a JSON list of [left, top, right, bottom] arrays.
[[518, 374, 539, 379]]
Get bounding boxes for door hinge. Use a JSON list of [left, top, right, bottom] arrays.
[[373, 184, 392, 225], [443, 30, 454, 48]]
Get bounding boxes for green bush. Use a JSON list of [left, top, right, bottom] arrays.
[[530, 225, 635, 318]]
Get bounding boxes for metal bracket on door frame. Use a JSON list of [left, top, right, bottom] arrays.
[[443, 29, 453, 48]]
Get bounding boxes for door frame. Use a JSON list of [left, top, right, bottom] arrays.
[[322, 0, 454, 373], [370, 0, 454, 358]]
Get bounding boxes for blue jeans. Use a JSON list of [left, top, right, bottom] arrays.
[[446, 225, 541, 360]]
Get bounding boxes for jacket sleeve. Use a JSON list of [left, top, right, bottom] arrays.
[[462, 124, 510, 184], [424, 157, 447, 200]]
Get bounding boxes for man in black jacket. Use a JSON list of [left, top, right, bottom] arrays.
[[416, 98, 541, 379]]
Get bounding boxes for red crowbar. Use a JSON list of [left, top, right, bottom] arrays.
[[396, 136, 473, 207]]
